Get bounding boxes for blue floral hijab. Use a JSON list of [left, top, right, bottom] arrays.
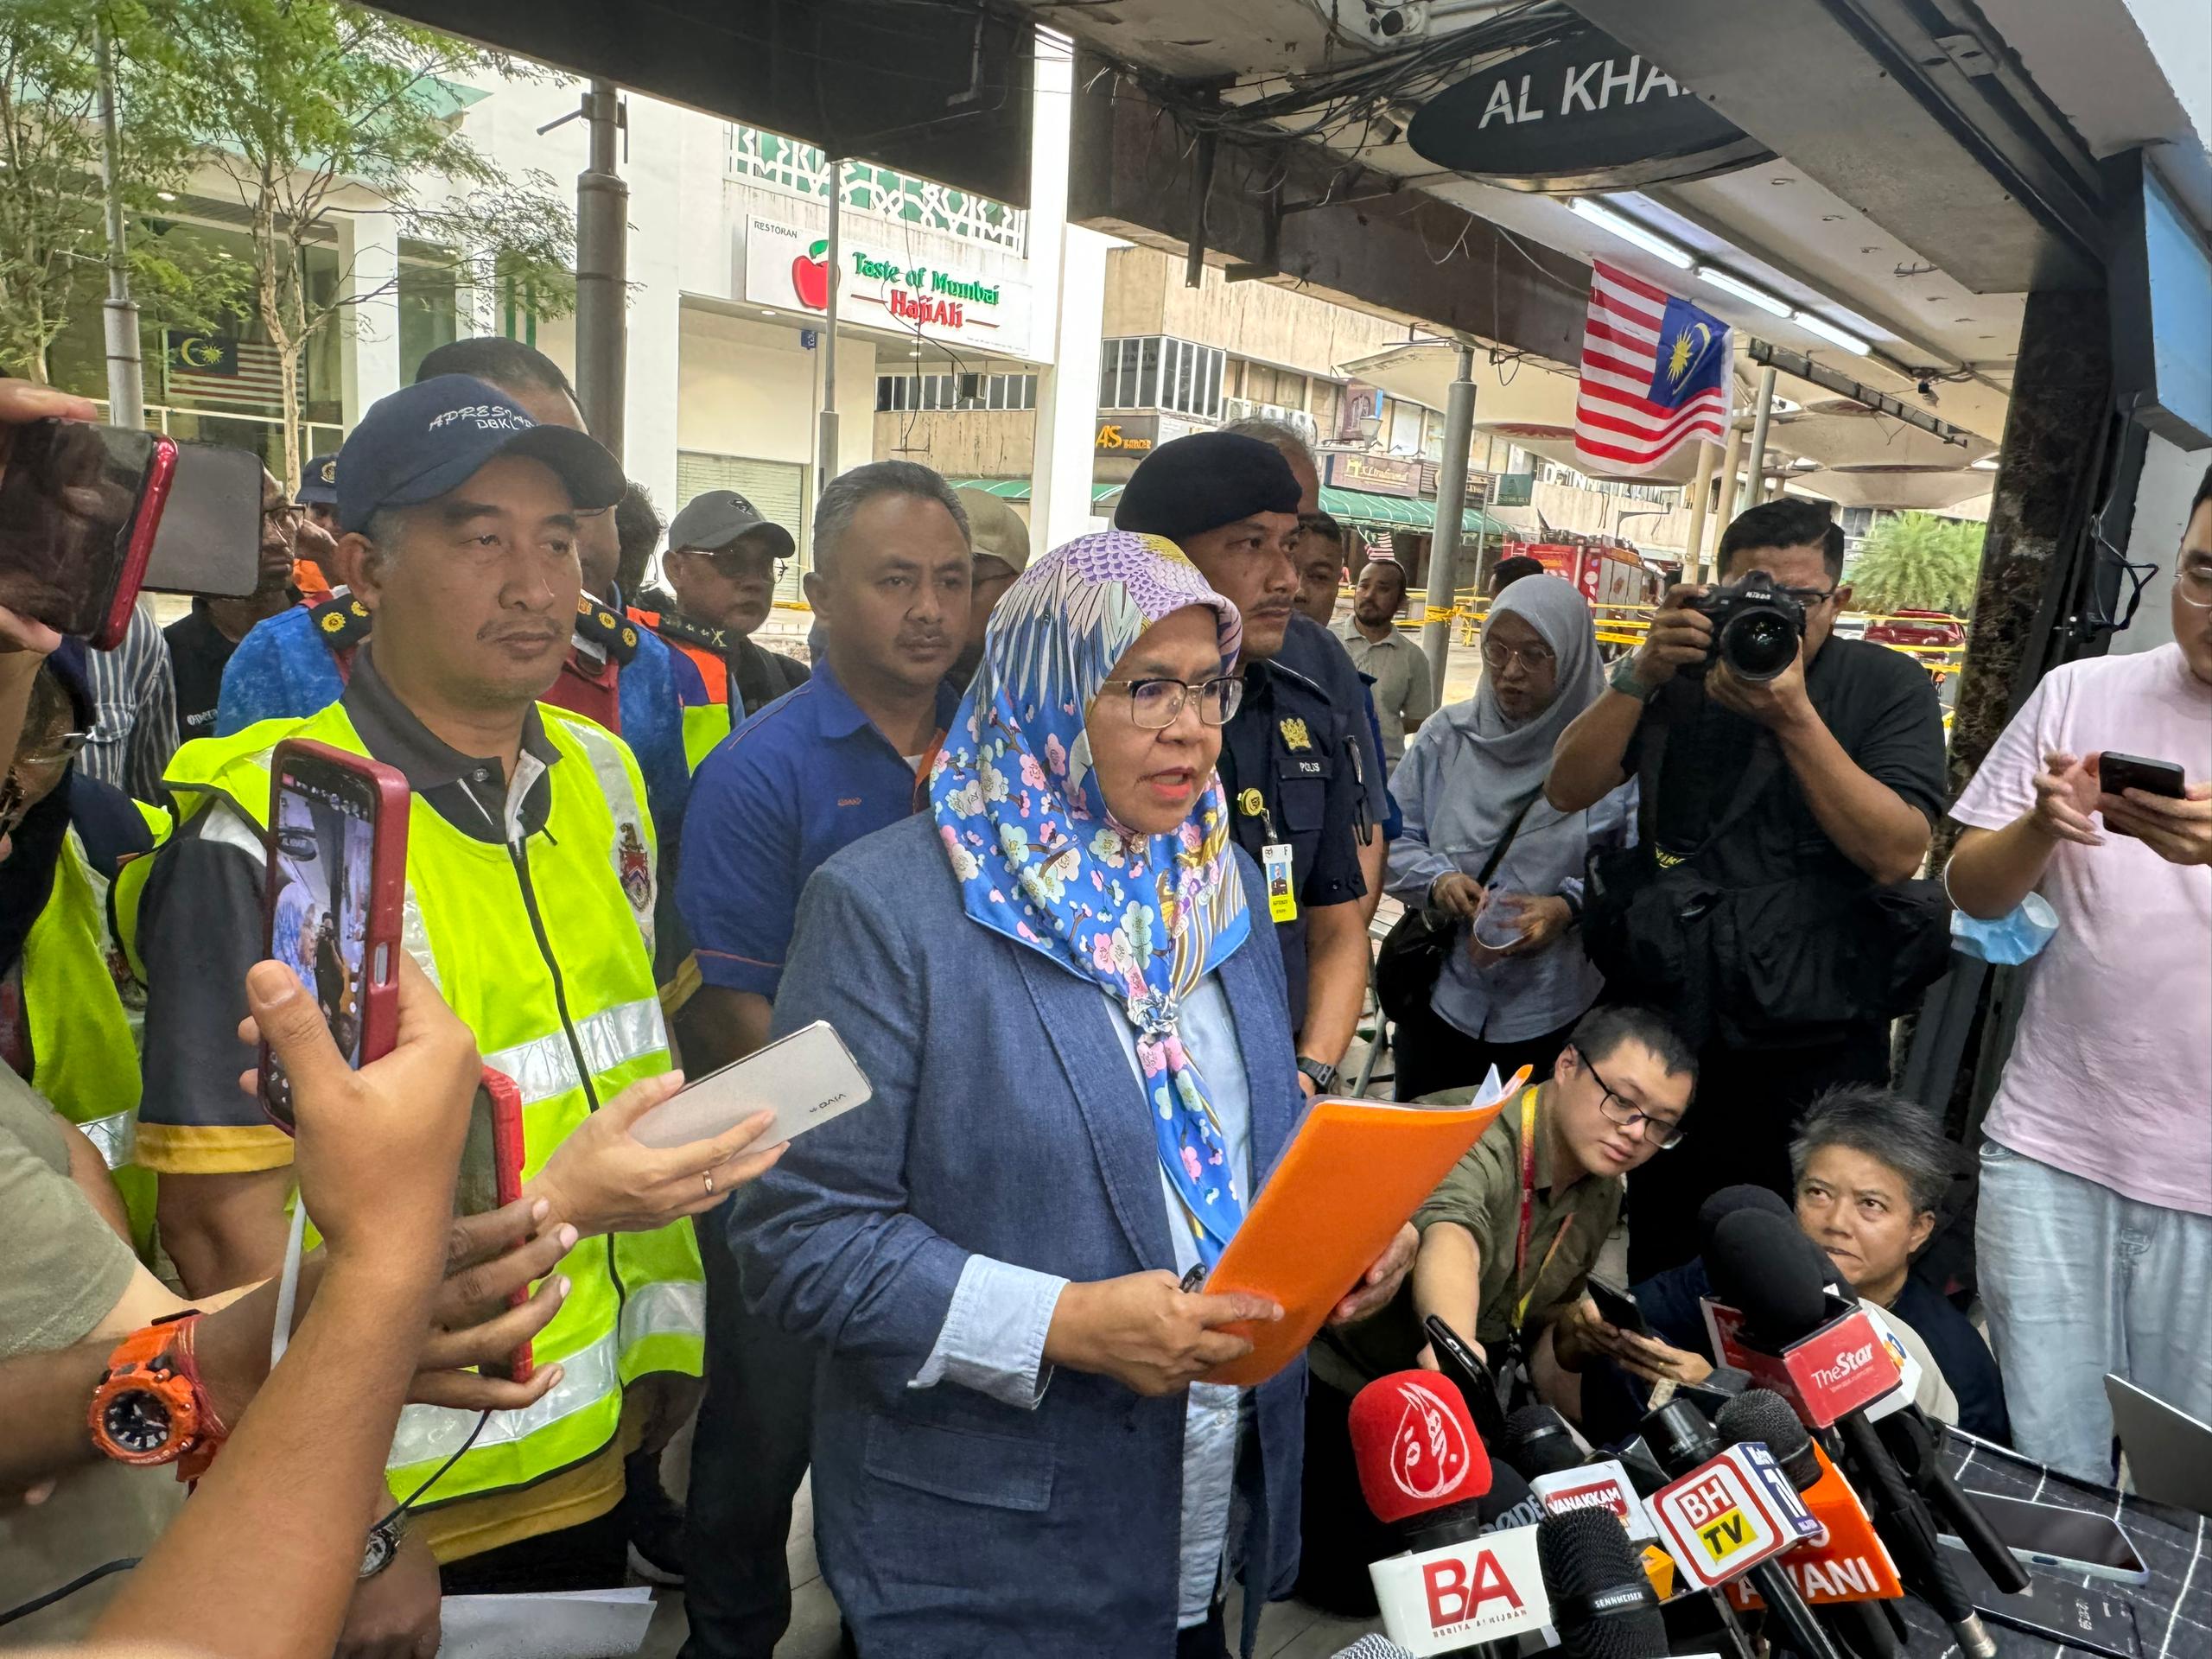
[[929, 531, 1254, 1265]]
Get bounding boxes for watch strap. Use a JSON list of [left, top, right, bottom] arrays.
[[89, 1312, 227, 1478], [1609, 653, 1660, 702], [1296, 1056, 1338, 1093]]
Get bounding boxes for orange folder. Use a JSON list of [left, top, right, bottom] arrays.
[[1201, 1067, 1527, 1386]]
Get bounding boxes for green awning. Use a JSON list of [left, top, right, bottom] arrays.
[[1319, 486, 1510, 539], [950, 480, 1125, 506]]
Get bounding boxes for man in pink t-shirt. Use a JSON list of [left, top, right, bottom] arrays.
[[1947, 467, 2212, 1481]]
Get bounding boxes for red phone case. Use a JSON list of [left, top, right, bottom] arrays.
[[259, 741, 410, 1128], [92, 435, 177, 650], [476, 1065, 535, 1386]]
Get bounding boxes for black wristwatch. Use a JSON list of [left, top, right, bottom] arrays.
[[1296, 1057, 1338, 1095]]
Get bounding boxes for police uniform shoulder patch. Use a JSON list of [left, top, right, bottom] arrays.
[[646, 609, 730, 655], [574, 595, 639, 666], [616, 822, 652, 912], [1279, 716, 1313, 752], [308, 594, 373, 652]]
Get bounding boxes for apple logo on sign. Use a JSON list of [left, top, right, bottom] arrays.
[[791, 238, 830, 310]]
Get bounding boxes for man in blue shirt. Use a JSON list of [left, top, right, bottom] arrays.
[[677, 459, 971, 1659]]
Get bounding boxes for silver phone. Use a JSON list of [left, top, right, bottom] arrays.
[[1939, 1491, 2151, 1586], [630, 1020, 871, 1150]]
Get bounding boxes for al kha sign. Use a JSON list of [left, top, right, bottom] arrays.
[[742, 212, 1032, 350], [1405, 20, 1770, 193]]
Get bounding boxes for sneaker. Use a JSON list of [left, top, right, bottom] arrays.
[[621, 1451, 687, 1586]]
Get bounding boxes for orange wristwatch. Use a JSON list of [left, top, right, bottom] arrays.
[[88, 1312, 228, 1480]]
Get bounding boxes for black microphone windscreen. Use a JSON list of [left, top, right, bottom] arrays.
[[1502, 1403, 1583, 1478], [1696, 1182, 1795, 1249], [1537, 1507, 1668, 1657], [1716, 1387, 1821, 1491], [1705, 1209, 1832, 1341], [1398, 1458, 1543, 1552], [1639, 1396, 1719, 1478]]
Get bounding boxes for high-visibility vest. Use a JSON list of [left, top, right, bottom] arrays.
[[157, 700, 703, 1510], [627, 607, 732, 770], [21, 815, 166, 1255]]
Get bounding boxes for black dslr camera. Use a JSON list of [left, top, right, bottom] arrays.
[[1679, 569, 1807, 683]]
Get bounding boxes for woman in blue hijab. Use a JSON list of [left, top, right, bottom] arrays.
[[733, 531, 1409, 1657]]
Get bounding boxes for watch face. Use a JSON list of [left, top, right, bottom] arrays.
[[101, 1389, 174, 1456]]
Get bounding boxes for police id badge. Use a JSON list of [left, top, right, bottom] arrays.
[[1262, 842, 1297, 924]]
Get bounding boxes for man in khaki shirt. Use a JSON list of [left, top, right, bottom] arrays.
[[1411, 1005, 1696, 1368]]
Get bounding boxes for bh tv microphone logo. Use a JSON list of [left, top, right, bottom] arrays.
[[1389, 1378, 1474, 1503]]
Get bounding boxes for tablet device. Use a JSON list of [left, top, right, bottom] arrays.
[[630, 1020, 872, 1150]]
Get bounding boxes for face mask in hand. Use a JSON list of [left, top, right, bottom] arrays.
[[1949, 891, 2058, 966]]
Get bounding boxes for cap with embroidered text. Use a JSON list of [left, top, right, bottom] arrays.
[[335, 375, 625, 533]]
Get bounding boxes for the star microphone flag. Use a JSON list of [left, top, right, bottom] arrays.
[[1574, 261, 1732, 476]]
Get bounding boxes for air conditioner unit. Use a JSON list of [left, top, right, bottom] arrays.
[[1222, 398, 1319, 448]]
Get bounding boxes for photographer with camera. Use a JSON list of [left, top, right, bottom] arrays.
[[1548, 499, 1948, 1278]]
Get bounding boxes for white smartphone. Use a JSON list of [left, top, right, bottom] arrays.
[[1939, 1492, 2151, 1587], [630, 1020, 872, 1151]]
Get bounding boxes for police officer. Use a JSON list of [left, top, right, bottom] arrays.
[[633, 489, 810, 767], [1116, 431, 1376, 1097]]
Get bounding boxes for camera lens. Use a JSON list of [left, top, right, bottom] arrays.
[[1720, 608, 1799, 681]]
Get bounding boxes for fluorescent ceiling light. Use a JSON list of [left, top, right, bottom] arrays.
[[1792, 309, 1872, 354], [1568, 197, 1691, 270], [1694, 264, 1791, 317]]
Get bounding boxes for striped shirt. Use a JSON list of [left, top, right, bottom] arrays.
[[81, 601, 179, 804]]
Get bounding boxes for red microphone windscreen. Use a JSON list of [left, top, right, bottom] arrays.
[[1349, 1370, 1495, 1525]]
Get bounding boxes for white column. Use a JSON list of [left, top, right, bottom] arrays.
[[621, 94, 684, 513], [340, 213, 403, 422], [1025, 33, 1105, 550]]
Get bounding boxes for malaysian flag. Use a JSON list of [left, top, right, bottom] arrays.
[[1573, 262, 1730, 476], [163, 332, 290, 411]]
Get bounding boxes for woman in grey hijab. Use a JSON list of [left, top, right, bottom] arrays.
[[1384, 573, 1637, 1099]]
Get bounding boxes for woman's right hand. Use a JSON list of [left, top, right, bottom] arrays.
[[1044, 1271, 1282, 1397], [1428, 872, 1486, 920]]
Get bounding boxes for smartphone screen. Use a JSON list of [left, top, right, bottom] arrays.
[[1587, 1277, 1654, 1338], [263, 764, 384, 1127], [1944, 1492, 2149, 1583], [0, 421, 162, 636]]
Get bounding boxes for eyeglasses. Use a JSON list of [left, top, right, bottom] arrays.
[[1099, 677, 1244, 729], [1480, 639, 1556, 673], [1780, 584, 1839, 607], [2178, 556, 2212, 609], [1573, 1046, 1686, 1150], [264, 504, 302, 529], [684, 545, 786, 583]]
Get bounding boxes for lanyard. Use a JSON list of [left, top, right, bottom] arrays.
[[1511, 1085, 1573, 1330]]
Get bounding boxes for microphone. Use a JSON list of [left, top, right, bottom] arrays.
[[1350, 1371, 1556, 1654], [1698, 1182, 1796, 1244], [1639, 1397, 1843, 1659], [1537, 1507, 1667, 1657], [1717, 1390, 1908, 1659], [1502, 1403, 1586, 1478], [1704, 1212, 2004, 1656], [1328, 1640, 1419, 1659], [1507, 1405, 1662, 1550]]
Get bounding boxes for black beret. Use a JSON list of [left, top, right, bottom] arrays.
[[1114, 432, 1302, 541]]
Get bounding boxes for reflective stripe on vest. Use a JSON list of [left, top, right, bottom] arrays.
[[158, 700, 703, 1510], [25, 827, 157, 1255]]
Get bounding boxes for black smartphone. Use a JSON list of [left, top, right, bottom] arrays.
[[1586, 1276, 1654, 1339], [1949, 1547, 2142, 1658], [143, 441, 264, 598], [2098, 752, 2187, 801], [0, 420, 176, 646], [1423, 1313, 1510, 1451]]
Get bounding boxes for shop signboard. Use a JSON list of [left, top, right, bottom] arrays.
[[1328, 451, 1421, 498], [742, 209, 1032, 352], [1404, 20, 1770, 193]]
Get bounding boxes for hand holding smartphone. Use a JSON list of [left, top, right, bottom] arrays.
[[0, 420, 175, 647], [259, 741, 409, 1131]]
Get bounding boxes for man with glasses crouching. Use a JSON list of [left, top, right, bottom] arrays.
[[1547, 498, 1950, 1279], [1296, 1004, 1695, 1615]]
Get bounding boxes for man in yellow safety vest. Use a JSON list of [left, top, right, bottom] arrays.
[[131, 376, 785, 1640]]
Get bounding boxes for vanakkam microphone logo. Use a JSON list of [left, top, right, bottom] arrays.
[[1389, 1378, 1471, 1503]]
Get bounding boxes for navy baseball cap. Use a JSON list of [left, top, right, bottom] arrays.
[[296, 453, 340, 507], [334, 375, 625, 534]]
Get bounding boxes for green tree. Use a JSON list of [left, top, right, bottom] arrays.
[[1846, 511, 1986, 615], [147, 0, 575, 486], [0, 0, 225, 382]]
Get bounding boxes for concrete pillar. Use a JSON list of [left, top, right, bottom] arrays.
[[1945, 288, 2111, 800], [1027, 35, 1104, 550], [621, 94, 684, 517], [341, 216, 403, 422]]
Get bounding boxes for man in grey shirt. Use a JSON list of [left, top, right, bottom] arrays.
[[1336, 556, 1435, 772]]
